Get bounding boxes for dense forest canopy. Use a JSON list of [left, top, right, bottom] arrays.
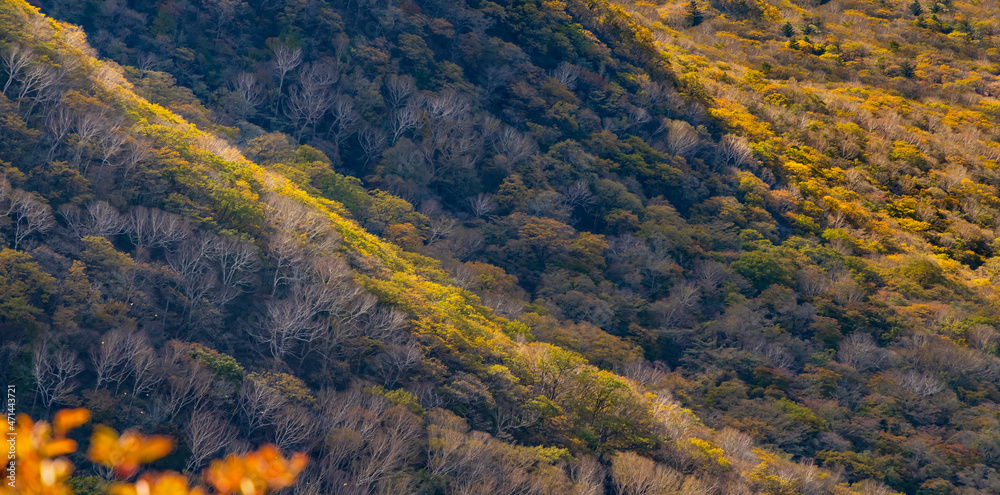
[[2, 0, 1000, 493]]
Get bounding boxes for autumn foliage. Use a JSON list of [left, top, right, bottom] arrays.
[[1, 409, 305, 495]]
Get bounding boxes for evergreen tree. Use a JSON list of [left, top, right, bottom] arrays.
[[900, 60, 916, 78], [781, 21, 795, 37], [910, 0, 924, 16], [686, 1, 704, 27]]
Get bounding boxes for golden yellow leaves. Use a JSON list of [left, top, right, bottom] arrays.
[[2, 409, 306, 495]]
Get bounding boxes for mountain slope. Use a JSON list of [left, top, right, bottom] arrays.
[[0, 0, 892, 493], [7, 0, 1000, 492]]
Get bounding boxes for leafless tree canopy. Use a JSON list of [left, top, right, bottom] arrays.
[[184, 409, 237, 471], [611, 451, 683, 495], [3, 189, 54, 249], [716, 134, 754, 168], [33, 344, 84, 408], [271, 43, 302, 102], [125, 206, 189, 250]]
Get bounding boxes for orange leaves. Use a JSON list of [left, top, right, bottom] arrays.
[[51, 408, 89, 436], [2, 410, 306, 495], [88, 426, 174, 478], [204, 445, 307, 495], [2, 409, 88, 495], [110, 473, 207, 495]]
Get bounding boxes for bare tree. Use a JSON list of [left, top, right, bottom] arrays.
[[33, 345, 84, 408], [425, 90, 470, 123], [265, 229, 309, 295], [238, 377, 286, 434], [120, 138, 152, 180], [184, 410, 236, 471], [128, 343, 163, 399], [838, 332, 888, 371], [693, 260, 729, 290], [360, 307, 408, 342], [253, 266, 364, 360], [428, 218, 456, 243], [125, 206, 189, 250], [967, 324, 998, 352], [477, 65, 513, 101], [550, 62, 580, 89], [602, 116, 627, 136], [831, 270, 865, 305], [285, 60, 339, 138], [611, 452, 682, 495], [468, 193, 496, 218], [7, 190, 54, 250], [665, 119, 699, 157], [255, 289, 323, 359], [627, 109, 652, 134], [84, 201, 125, 238], [135, 52, 159, 72], [310, 256, 372, 324], [426, 413, 476, 477], [716, 134, 754, 168], [165, 231, 219, 325], [285, 82, 334, 140], [351, 406, 421, 488], [425, 409, 543, 495], [10, 58, 60, 116], [72, 105, 113, 170], [561, 181, 596, 213], [262, 193, 339, 293], [154, 349, 215, 421], [209, 235, 260, 304], [1, 44, 32, 96], [372, 341, 422, 386], [896, 370, 945, 397], [271, 43, 302, 117], [383, 74, 416, 109], [492, 127, 536, 170], [98, 128, 129, 167], [358, 123, 387, 165], [89, 327, 137, 390], [231, 73, 264, 120], [327, 94, 359, 146], [44, 104, 74, 160], [570, 456, 604, 495], [273, 406, 317, 451], [389, 99, 423, 144]]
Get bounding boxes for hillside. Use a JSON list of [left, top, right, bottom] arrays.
[[2, 0, 1000, 493]]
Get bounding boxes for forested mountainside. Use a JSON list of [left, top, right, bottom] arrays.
[[3, 0, 1000, 492]]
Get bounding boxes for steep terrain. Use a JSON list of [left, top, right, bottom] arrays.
[[3, 0, 1000, 493]]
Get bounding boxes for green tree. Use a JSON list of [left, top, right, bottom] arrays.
[[781, 21, 795, 37], [731, 250, 788, 291], [187, 343, 244, 383], [910, 0, 924, 16], [901, 259, 944, 288], [686, 1, 704, 27], [567, 368, 655, 451], [0, 248, 55, 323]]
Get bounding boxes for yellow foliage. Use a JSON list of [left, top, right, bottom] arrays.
[[709, 99, 774, 141], [689, 438, 732, 469]]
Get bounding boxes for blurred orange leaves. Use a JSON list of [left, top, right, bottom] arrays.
[[1, 409, 306, 495]]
